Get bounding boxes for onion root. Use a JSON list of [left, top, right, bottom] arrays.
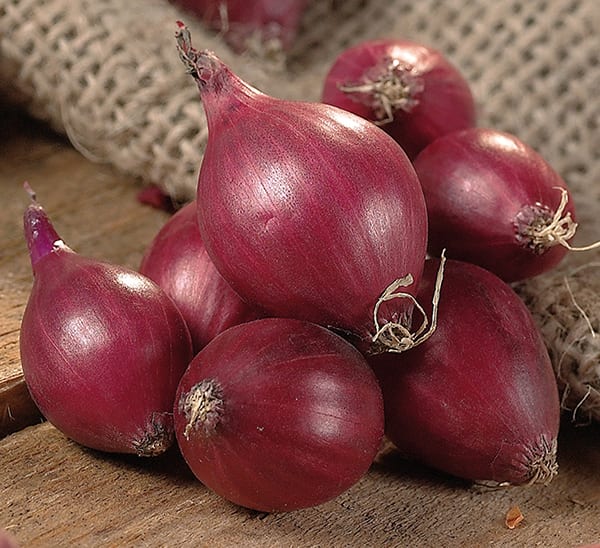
[[339, 57, 424, 125], [180, 379, 224, 440], [517, 187, 600, 253], [525, 435, 559, 486], [132, 413, 175, 457]]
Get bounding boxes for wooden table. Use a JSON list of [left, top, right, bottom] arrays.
[[2, 104, 600, 547]]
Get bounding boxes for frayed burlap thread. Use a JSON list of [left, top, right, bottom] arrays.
[[519, 262, 600, 424]]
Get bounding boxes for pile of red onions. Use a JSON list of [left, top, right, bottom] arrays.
[[19, 20, 598, 515]]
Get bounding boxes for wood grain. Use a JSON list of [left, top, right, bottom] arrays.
[[2, 421, 600, 546]]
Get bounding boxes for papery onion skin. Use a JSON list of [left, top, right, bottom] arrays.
[[174, 317, 385, 512], [321, 39, 476, 160], [370, 258, 560, 486], [176, 26, 428, 354], [413, 127, 575, 282], [139, 201, 262, 353], [20, 199, 193, 456], [172, 0, 308, 52]]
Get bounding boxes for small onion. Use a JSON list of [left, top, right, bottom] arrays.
[[174, 317, 385, 512], [370, 258, 560, 486], [322, 38, 476, 160], [175, 24, 429, 355], [413, 127, 599, 282], [19, 188, 193, 456], [139, 201, 262, 353]]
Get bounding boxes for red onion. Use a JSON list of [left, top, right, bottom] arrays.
[[413, 127, 598, 282], [139, 201, 262, 352], [173, 0, 308, 53], [321, 39, 476, 160], [19, 187, 193, 456], [0, 528, 19, 548], [174, 317, 384, 512], [370, 258, 560, 486], [175, 24, 429, 355]]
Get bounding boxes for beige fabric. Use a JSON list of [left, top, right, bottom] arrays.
[[518, 263, 600, 423], [1, 0, 599, 416], [1, 0, 598, 207]]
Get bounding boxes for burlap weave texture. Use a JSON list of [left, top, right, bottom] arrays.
[[1, 1, 598, 210]]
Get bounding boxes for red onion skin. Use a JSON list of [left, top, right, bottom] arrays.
[[177, 31, 428, 354], [173, 0, 308, 52], [0, 528, 19, 548], [322, 39, 476, 160], [370, 258, 560, 485], [136, 184, 176, 213], [413, 127, 575, 282], [174, 317, 385, 512], [20, 201, 193, 456], [139, 201, 262, 353]]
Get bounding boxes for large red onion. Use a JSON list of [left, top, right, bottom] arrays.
[[174, 317, 385, 512], [19, 189, 193, 456], [139, 201, 262, 353], [413, 127, 597, 282], [176, 24, 429, 355], [173, 0, 308, 53], [321, 39, 476, 160], [370, 258, 560, 486]]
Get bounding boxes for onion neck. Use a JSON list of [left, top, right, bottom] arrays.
[[175, 22, 261, 124], [179, 379, 224, 440], [23, 191, 72, 270]]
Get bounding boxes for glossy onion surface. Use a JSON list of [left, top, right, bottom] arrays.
[[322, 39, 476, 160], [370, 258, 560, 485], [176, 26, 428, 354], [174, 318, 385, 512], [413, 127, 575, 282], [140, 201, 261, 353], [20, 200, 193, 455]]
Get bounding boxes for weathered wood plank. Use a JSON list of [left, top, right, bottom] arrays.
[[1, 421, 600, 546]]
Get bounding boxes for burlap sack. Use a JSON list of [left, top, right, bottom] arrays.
[[518, 263, 600, 423], [1, 0, 599, 417]]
